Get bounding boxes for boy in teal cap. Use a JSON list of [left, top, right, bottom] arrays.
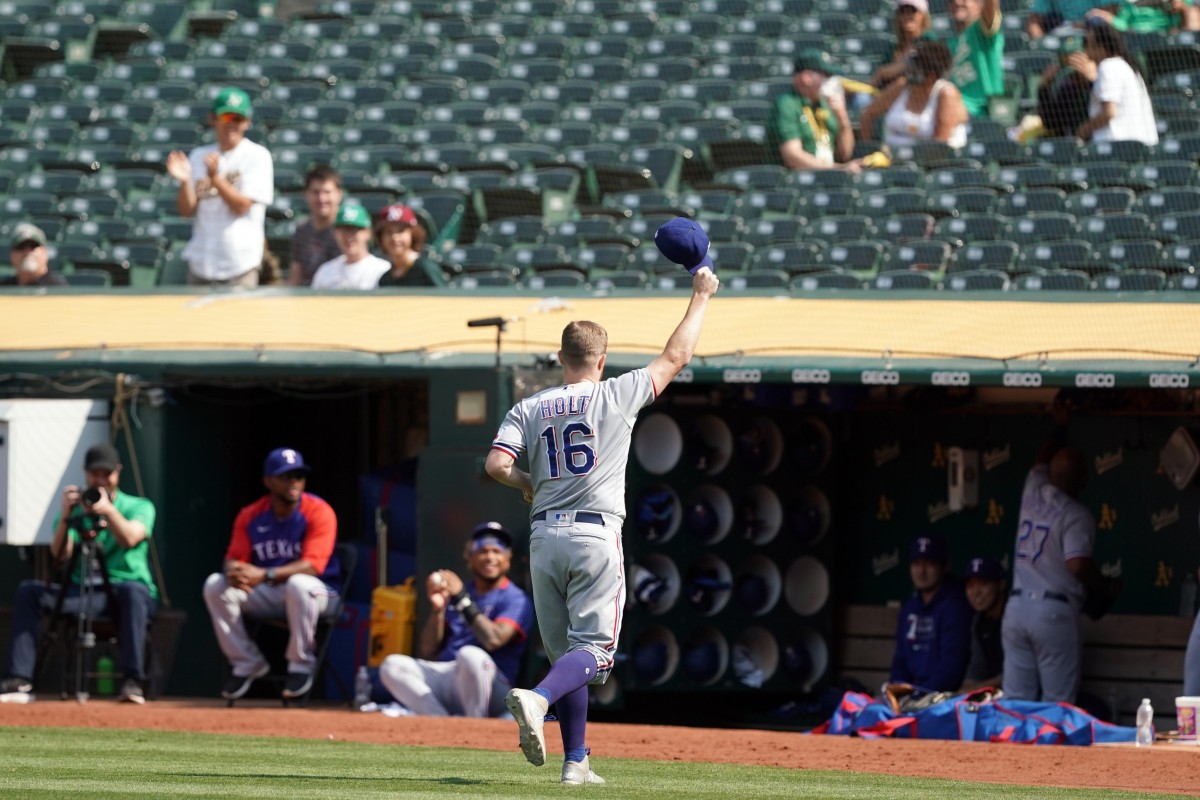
[[166, 87, 274, 286], [310, 204, 392, 290]]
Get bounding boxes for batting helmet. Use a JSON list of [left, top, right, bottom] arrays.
[[635, 487, 677, 542], [681, 640, 721, 684]]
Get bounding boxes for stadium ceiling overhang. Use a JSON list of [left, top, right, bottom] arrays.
[[0, 290, 1197, 389]]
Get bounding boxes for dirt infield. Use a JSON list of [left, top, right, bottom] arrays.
[[3, 698, 1198, 795]]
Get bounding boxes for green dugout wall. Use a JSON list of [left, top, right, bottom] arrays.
[[0, 289, 1196, 700]]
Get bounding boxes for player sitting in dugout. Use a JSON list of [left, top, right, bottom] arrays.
[[891, 534, 973, 695], [378, 522, 533, 717]]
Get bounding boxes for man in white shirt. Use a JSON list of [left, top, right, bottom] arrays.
[[167, 87, 274, 287], [310, 204, 392, 290]]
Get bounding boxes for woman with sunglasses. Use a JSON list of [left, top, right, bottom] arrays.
[[869, 0, 933, 91], [1074, 18, 1158, 146]]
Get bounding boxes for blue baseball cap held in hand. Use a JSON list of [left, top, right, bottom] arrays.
[[655, 217, 715, 275], [263, 447, 311, 477]]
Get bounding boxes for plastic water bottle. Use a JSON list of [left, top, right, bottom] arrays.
[[96, 655, 115, 697], [353, 666, 371, 709], [1136, 698, 1154, 747]]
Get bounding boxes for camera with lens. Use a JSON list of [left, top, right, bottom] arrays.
[[71, 487, 108, 540]]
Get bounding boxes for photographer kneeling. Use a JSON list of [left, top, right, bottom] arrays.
[[0, 443, 158, 704]]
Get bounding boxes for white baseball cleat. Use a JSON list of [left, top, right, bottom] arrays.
[[561, 756, 605, 785], [504, 688, 548, 767]]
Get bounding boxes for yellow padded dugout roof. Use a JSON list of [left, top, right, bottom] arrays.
[[0, 292, 1195, 364]]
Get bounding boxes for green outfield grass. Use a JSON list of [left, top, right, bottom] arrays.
[[0, 727, 1179, 800]]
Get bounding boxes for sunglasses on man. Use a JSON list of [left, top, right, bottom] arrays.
[[217, 112, 248, 123]]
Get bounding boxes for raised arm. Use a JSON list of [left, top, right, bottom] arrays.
[[646, 268, 720, 391]]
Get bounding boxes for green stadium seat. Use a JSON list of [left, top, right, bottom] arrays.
[[743, 190, 801, 218], [858, 167, 924, 191], [670, 78, 737, 103], [752, 243, 824, 275], [720, 270, 791, 290], [1018, 239, 1095, 274], [743, 218, 807, 247], [999, 188, 1068, 216], [62, 269, 113, 287], [710, 33, 763, 59], [1143, 45, 1200, 84], [935, 214, 1006, 243], [1169, 271, 1200, 290], [443, 244, 505, 274], [951, 240, 1020, 272], [1065, 188, 1137, 216], [926, 187, 999, 219], [1031, 136, 1083, 165], [1137, 187, 1200, 216], [798, 188, 859, 217], [962, 139, 1033, 167], [679, 188, 744, 217], [573, 243, 636, 272], [1156, 211, 1200, 242], [872, 270, 936, 290], [793, 271, 862, 291], [886, 240, 953, 274], [807, 215, 876, 242], [1096, 239, 1164, 268], [593, 270, 650, 289], [707, 242, 757, 272], [824, 239, 887, 274], [535, 14, 595, 38], [1080, 140, 1150, 165], [54, 241, 105, 266], [1133, 160, 1198, 188], [607, 79, 670, 106], [1004, 212, 1079, 245], [942, 269, 1010, 291], [59, 191, 122, 221], [1094, 269, 1167, 292], [878, 213, 934, 242], [714, 165, 790, 191], [994, 164, 1072, 191], [506, 243, 571, 272], [702, 215, 748, 244], [1077, 212, 1154, 244], [453, 271, 520, 289], [1015, 270, 1091, 291], [14, 170, 87, 197], [475, 215, 549, 246], [923, 167, 998, 192], [1154, 133, 1200, 162], [855, 188, 926, 219], [467, 79, 533, 105]]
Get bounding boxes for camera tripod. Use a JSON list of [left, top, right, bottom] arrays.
[[45, 536, 115, 703]]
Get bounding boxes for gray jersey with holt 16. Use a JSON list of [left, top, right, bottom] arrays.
[[492, 369, 656, 520], [1012, 465, 1094, 610]]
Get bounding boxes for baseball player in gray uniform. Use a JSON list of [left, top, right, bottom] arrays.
[[485, 262, 719, 785], [1001, 416, 1111, 704]]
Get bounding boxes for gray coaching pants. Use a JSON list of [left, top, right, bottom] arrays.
[[203, 572, 334, 677]]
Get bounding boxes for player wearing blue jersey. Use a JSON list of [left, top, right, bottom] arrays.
[[203, 447, 341, 701], [486, 266, 720, 785], [890, 535, 973, 694], [379, 522, 533, 717]]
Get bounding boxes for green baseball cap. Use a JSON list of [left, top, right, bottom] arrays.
[[212, 87, 253, 118], [794, 48, 839, 75], [335, 203, 371, 229]]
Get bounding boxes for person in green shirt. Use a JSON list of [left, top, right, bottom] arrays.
[[0, 443, 158, 704], [946, 0, 1006, 118], [768, 49, 864, 173], [1088, 0, 1199, 34]]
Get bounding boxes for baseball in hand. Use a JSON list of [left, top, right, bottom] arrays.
[[432, 572, 447, 588]]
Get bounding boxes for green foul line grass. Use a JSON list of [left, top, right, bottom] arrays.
[[0, 726, 1180, 800]]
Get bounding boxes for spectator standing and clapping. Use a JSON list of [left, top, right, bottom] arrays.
[[959, 556, 1007, 692], [945, 0, 1005, 118], [869, 0, 933, 91], [1075, 18, 1159, 145], [166, 88, 274, 288], [2, 223, 66, 287], [287, 165, 343, 287], [310, 204, 392, 290], [0, 443, 157, 704], [859, 39, 970, 148], [768, 49, 865, 173], [374, 203, 446, 288], [378, 522, 533, 717], [890, 535, 973, 695], [203, 447, 342, 702]]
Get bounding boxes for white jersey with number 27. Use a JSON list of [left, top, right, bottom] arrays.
[[492, 368, 656, 521], [1011, 465, 1095, 609]]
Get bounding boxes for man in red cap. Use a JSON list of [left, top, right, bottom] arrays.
[[374, 203, 446, 287]]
